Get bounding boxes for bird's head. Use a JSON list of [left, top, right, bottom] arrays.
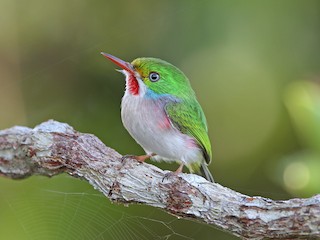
[[101, 53, 194, 98]]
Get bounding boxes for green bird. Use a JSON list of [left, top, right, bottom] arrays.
[[101, 53, 214, 182]]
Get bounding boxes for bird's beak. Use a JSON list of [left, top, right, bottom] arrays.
[[101, 52, 135, 75]]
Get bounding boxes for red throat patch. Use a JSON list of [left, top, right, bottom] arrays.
[[128, 74, 139, 95]]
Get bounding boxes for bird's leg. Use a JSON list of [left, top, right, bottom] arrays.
[[174, 163, 184, 174], [133, 153, 156, 162], [121, 153, 156, 163]]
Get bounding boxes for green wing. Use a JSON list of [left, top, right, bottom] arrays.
[[165, 100, 212, 165]]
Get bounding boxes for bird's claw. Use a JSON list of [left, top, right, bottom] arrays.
[[120, 154, 137, 163], [120, 154, 155, 163]]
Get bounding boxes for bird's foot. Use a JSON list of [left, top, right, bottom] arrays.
[[120, 155, 136, 163], [162, 164, 184, 182], [120, 153, 156, 163]]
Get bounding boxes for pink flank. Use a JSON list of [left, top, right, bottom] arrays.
[[186, 138, 198, 148], [158, 115, 172, 130]]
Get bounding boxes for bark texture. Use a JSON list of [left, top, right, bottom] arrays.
[[0, 120, 319, 239]]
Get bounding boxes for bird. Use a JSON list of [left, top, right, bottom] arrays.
[[101, 52, 214, 182]]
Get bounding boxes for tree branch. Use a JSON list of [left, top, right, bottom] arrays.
[[0, 120, 319, 239]]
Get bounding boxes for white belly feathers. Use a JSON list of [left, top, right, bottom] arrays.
[[121, 94, 202, 165]]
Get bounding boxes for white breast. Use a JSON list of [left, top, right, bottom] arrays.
[[121, 93, 203, 165]]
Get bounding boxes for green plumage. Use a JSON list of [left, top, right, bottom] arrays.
[[165, 100, 212, 165]]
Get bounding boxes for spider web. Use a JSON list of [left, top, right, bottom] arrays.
[[0, 175, 218, 240]]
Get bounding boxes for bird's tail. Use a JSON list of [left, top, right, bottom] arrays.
[[200, 162, 214, 182]]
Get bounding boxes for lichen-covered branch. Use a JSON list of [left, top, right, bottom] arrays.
[[0, 120, 319, 239]]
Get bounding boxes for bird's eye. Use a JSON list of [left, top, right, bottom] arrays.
[[148, 72, 160, 82]]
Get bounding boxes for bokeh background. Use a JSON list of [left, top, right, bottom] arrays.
[[1, 0, 320, 239]]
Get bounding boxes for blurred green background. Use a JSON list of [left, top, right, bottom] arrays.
[[1, 0, 320, 239]]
